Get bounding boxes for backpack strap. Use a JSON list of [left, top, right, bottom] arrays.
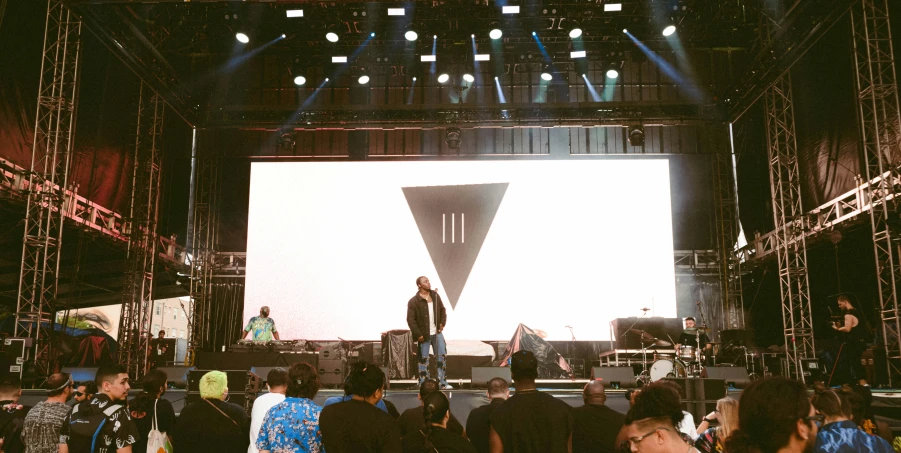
[[152, 399, 159, 431], [89, 405, 122, 453]]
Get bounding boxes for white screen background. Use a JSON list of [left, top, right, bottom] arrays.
[[245, 160, 676, 341]]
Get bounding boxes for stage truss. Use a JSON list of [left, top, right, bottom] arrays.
[[15, 0, 82, 376]]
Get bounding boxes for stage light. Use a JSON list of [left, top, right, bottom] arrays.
[[236, 33, 249, 43], [606, 69, 619, 79], [405, 30, 418, 41], [531, 31, 537, 36], [463, 73, 475, 83], [571, 50, 586, 58], [662, 25, 676, 36], [541, 72, 552, 81], [325, 78, 330, 82], [489, 29, 503, 39], [332, 56, 347, 63], [412, 77, 417, 81], [387, 7, 405, 16], [326, 32, 339, 42], [474, 54, 490, 61], [495, 76, 499, 80], [623, 28, 628, 33], [421, 55, 436, 62], [358, 75, 370, 84], [433, 35, 437, 39], [370, 32, 376, 37], [471, 34, 475, 38], [294, 76, 306, 86], [286, 9, 304, 18], [502, 5, 520, 14], [569, 28, 583, 38], [281, 34, 286, 39], [438, 73, 449, 83], [628, 125, 645, 146], [604, 3, 622, 11]]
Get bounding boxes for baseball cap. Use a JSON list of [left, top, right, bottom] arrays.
[[510, 350, 538, 374]]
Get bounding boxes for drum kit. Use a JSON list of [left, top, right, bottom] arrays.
[[631, 327, 715, 386]]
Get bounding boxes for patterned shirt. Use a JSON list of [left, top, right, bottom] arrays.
[[21, 401, 70, 453], [60, 394, 138, 453], [245, 316, 277, 342], [256, 397, 323, 453], [814, 420, 894, 453]]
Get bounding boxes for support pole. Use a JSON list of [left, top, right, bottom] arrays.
[[15, 0, 82, 377], [187, 134, 219, 361], [764, 75, 816, 380], [712, 126, 745, 329], [851, 0, 901, 386], [118, 83, 165, 378]]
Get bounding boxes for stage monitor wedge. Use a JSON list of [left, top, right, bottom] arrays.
[[590, 367, 636, 389], [471, 367, 512, 389]]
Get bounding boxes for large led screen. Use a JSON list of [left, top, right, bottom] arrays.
[[245, 160, 677, 341]]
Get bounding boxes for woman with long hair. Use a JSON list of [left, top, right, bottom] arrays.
[[694, 397, 738, 453], [402, 391, 476, 453], [256, 362, 324, 453], [129, 369, 176, 453]]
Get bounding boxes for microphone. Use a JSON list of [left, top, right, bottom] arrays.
[[565, 325, 572, 329]]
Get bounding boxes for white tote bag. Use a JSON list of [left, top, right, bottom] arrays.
[[146, 399, 173, 453]]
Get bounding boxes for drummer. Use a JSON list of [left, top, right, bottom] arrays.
[[674, 317, 711, 361]]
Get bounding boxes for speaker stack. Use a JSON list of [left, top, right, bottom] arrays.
[[186, 370, 261, 414], [318, 343, 347, 387]]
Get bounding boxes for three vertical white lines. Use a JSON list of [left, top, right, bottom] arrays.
[[441, 213, 465, 244]]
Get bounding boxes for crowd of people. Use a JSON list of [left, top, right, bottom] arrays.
[[0, 350, 896, 453]]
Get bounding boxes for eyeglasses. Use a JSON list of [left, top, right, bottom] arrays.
[[804, 414, 826, 427], [627, 427, 670, 448]]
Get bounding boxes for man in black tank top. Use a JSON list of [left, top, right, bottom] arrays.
[[831, 295, 870, 384]]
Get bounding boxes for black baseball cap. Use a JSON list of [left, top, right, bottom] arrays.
[[510, 350, 538, 377]]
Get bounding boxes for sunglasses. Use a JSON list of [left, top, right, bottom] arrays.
[[73, 391, 84, 396]]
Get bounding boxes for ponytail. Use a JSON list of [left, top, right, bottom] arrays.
[[422, 403, 437, 451], [421, 391, 450, 452]]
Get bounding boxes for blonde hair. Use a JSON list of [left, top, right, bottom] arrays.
[[199, 371, 228, 399], [716, 397, 739, 440]]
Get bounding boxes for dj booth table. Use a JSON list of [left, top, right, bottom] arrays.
[[196, 352, 318, 370]]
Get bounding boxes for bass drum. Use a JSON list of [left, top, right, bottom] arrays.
[[650, 359, 685, 381]]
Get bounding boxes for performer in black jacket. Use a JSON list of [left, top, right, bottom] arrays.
[[407, 276, 451, 389]]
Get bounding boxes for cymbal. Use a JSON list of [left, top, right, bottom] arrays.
[[707, 341, 722, 345], [683, 327, 709, 334], [630, 328, 655, 340], [654, 339, 673, 347]]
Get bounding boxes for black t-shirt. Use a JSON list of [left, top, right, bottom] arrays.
[[60, 394, 139, 453], [571, 404, 626, 453], [171, 398, 249, 453], [0, 400, 30, 453], [677, 332, 708, 348], [398, 406, 465, 438], [320, 399, 402, 453], [465, 399, 505, 453], [402, 426, 478, 453], [131, 397, 176, 453], [489, 391, 573, 453]]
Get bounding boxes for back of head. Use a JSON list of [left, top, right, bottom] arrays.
[[487, 377, 508, 398], [0, 375, 22, 399], [583, 380, 607, 405], [142, 369, 168, 394], [510, 350, 538, 382], [81, 381, 98, 396], [837, 385, 867, 425], [422, 391, 450, 451], [625, 382, 683, 429], [129, 392, 155, 416], [812, 389, 846, 419], [347, 362, 385, 398], [199, 371, 228, 399], [724, 377, 811, 453], [286, 363, 320, 399], [420, 378, 440, 399], [715, 397, 739, 439], [261, 306, 270, 317], [266, 368, 289, 389], [45, 373, 71, 397], [95, 365, 127, 390]]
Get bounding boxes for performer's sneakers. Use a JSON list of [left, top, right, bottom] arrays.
[[441, 383, 454, 390]]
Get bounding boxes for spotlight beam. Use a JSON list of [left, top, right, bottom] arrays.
[[624, 30, 703, 102]]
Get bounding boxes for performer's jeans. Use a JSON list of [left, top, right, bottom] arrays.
[[418, 333, 447, 385]]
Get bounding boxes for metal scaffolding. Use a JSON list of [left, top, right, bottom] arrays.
[[711, 128, 745, 329], [764, 75, 816, 379], [187, 144, 220, 361], [851, 0, 901, 385], [118, 83, 165, 377], [15, 0, 82, 376]]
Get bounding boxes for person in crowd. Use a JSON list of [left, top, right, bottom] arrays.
[[249, 368, 288, 453], [72, 381, 97, 405], [320, 362, 401, 452], [172, 370, 250, 453], [838, 383, 892, 441], [489, 350, 573, 453], [402, 391, 478, 453], [21, 373, 72, 453], [812, 389, 892, 453], [407, 276, 452, 389], [128, 369, 175, 453], [256, 363, 324, 453], [572, 380, 625, 453], [724, 377, 821, 453], [622, 382, 698, 453], [398, 379, 465, 438], [60, 365, 139, 453], [694, 397, 738, 453], [323, 374, 400, 418], [466, 377, 509, 453], [242, 306, 280, 341], [660, 379, 699, 440], [615, 389, 642, 453], [0, 375, 29, 453]]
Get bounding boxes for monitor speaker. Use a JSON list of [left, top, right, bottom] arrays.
[[319, 359, 347, 386], [705, 367, 750, 389], [590, 367, 636, 389], [156, 366, 194, 389], [471, 367, 512, 389]]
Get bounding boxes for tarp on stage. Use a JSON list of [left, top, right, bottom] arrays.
[[495, 323, 573, 379]]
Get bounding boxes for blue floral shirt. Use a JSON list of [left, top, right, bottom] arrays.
[[256, 397, 323, 453], [245, 316, 277, 341]]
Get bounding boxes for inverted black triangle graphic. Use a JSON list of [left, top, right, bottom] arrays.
[[402, 183, 509, 310]]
